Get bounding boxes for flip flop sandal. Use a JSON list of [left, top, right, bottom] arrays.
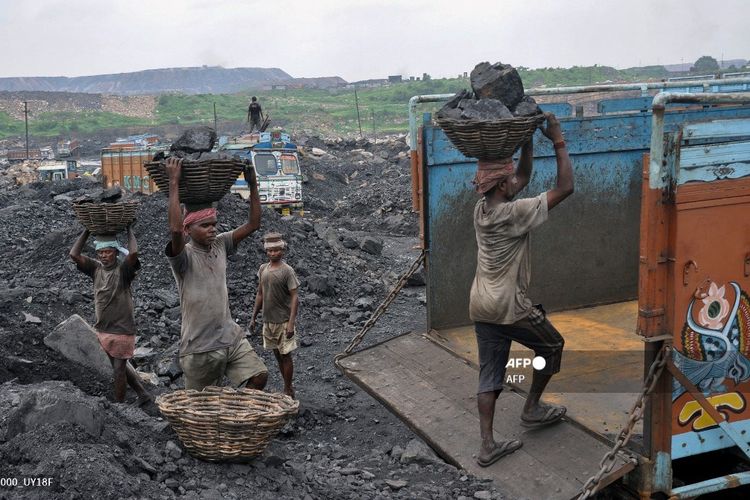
[[476, 439, 523, 467], [520, 405, 567, 429]]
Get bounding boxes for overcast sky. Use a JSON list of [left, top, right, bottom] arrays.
[[0, 0, 747, 81]]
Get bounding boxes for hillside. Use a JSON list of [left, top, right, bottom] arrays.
[[0, 66, 293, 95], [0, 62, 745, 142]]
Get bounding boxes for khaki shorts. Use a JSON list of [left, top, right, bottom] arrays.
[[180, 338, 267, 391], [262, 322, 298, 355]]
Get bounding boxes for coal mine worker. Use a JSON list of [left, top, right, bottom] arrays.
[[247, 96, 263, 133], [250, 233, 300, 399], [165, 157, 268, 391], [69, 225, 153, 405], [470, 112, 574, 467]]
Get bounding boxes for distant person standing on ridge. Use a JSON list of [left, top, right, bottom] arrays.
[[247, 96, 263, 132]]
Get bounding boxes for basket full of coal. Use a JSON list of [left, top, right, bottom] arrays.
[[436, 62, 545, 161], [144, 126, 248, 205], [72, 186, 138, 236]]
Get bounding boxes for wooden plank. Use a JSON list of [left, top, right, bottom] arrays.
[[424, 303, 646, 439], [340, 333, 634, 499]]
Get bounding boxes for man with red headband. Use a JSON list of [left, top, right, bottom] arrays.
[[471, 113, 574, 467], [165, 158, 268, 391]]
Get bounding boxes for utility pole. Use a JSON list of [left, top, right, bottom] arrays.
[[354, 86, 363, 137], [23, 101, 29, 160], [213, 102, 218, 134]]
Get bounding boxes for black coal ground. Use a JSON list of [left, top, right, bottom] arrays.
[[0, 137, 504, 500]]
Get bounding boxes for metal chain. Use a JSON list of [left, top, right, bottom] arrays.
[[335, 250, 425, 365], [577, 343, 670, 500]]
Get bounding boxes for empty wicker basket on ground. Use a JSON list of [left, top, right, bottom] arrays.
[[72, 201, 139, 236], [436, 114, 545, 161], [144, 158, 247, 204], [156, 387, 299, 462]]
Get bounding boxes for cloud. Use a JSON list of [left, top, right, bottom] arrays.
[[0, 0, 747, 80]]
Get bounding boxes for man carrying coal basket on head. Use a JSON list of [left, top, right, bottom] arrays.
[[70, 224, 153, 405], [470, 113, 574, 466], [165, 157, 268, 391]]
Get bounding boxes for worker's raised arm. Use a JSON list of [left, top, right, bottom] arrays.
[[540, 113, 574, 210], [232, 166, 261, 246], [514, 138, 534, 193], [166, 157, 185, 256], [124, 223, 139, 267], [69, 228, 90, 267]]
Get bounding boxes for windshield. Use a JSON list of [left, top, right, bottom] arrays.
[[280, 155, 300, 175], [253, 153, 278, 176]]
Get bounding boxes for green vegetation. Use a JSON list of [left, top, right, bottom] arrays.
[[2, 62, 743, 140]]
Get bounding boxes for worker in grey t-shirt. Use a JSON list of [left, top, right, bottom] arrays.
[[164, 157, 267, 391], [469, 113, 574, 467]]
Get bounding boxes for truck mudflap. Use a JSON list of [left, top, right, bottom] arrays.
[[337, 329, 637, 500]]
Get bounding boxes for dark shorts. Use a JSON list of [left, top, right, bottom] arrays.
[[475, 307, 564, 394]]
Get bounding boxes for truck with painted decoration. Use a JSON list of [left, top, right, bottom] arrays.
[[336, 78, 750, 499], [100, 138, 167, 194], [224, 129, 303, 215]]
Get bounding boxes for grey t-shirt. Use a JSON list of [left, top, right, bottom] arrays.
[[77, 256, 140, 335], [166, 231, 244, 356], [257, 261, 300, 324], [469, 192, 548, 325]]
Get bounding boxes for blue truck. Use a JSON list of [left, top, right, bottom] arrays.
[[223, 129, 303, 215], [338, 77, 750, 499]]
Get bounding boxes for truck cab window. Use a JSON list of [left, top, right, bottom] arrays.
[[254, 153, 278, 176], [280, 155, 300, 175]]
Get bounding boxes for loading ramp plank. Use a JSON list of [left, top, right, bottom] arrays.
[[339, 332, 635, 500], [426, 301, 645, 439]]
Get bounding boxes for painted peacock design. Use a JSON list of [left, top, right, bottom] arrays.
[[672, 282, 750, 400]]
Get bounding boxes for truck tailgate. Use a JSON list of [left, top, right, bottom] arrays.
[[338, 329, 636, 500]]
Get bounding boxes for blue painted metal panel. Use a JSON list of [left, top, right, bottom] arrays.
[[671, 403, 750, 460], [424, 102, 750, 330], [683, 118, 750, 140], [680, 141, 750, 167], [671, 470, 750, 498], [427, 107, 750, 167], [598, 97, 652, 114], [538, 102, 573, 117], [425, 134, 643, 328]]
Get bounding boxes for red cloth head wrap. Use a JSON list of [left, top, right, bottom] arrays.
[[472, 159, 515, 194], [183, 208, 217, 235]]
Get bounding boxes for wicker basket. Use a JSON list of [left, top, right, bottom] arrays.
[[72, 201, 139, 236], [156, 387, 299, 462], [144, 158, 247, 204], [436, 114, 545, 160]]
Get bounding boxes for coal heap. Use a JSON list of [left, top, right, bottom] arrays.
[[437, 61, 541, 121]]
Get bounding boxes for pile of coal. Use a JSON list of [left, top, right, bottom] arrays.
[[73, 186, 125, 204], [152, 127, 236, 162], [169, 126, 216, 154], [437, 62, 541, 121]]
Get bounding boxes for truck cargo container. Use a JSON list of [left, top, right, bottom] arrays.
[[100, 146, 167, 194], [338, 78, 750, 499]]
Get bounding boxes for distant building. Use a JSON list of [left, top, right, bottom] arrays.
[[349, 78, 388, 88], [388, 75, 402, 83]]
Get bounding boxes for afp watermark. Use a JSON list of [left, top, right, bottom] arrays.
[[504, 355, 547, 384]]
